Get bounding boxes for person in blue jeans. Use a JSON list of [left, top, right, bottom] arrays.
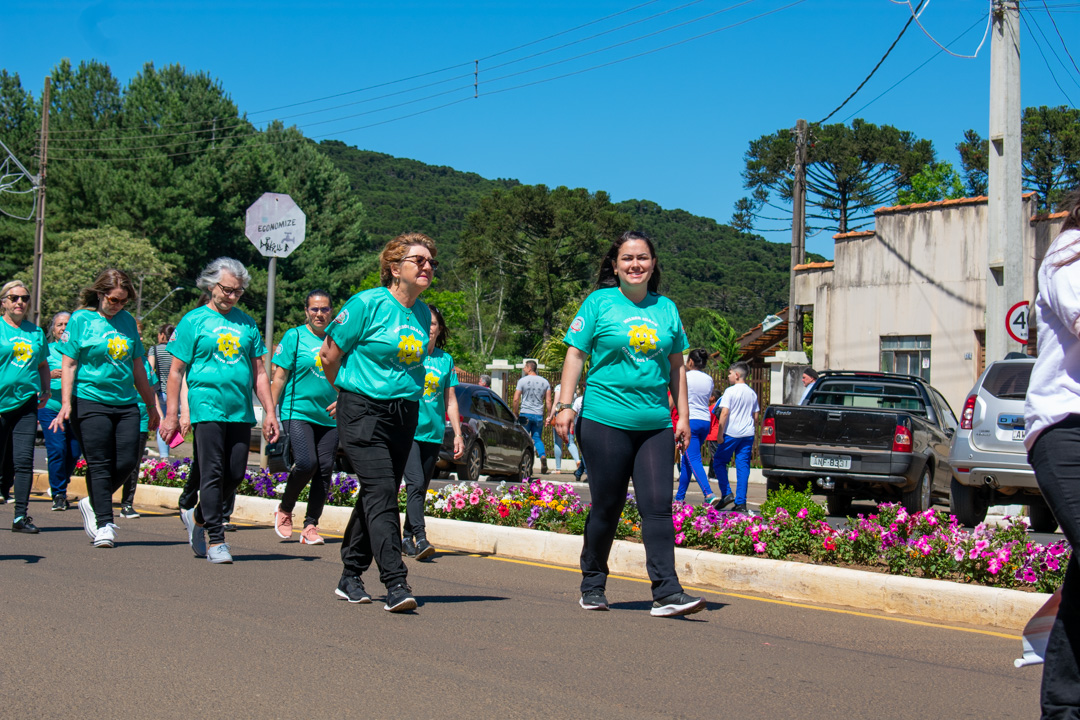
[[712, 361, 759, 514], [676, 349, 722, 507], [513, 360, 551, 475], [37, 311, 81, 511]]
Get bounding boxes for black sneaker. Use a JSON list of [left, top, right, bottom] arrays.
[[540, 457, 549, 475], [120, 504, 140, 519], [334, 574, 372, 604], [222, 522, 237, 532], [730, 504, 749, 514], [651, 592, 706, 617], [413, 537, 436, 561], [401, 536, 418, 558], [52, 495, 68, 511], [573, 467, 584, 481], [579, 588, 609, 610], [709, 493, 734, 510], [384, 583, 417, 613], [12, 516, 39, 534]]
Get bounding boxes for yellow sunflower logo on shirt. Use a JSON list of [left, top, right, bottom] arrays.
[[423, 371, 440, 398], [11, 341, 32, 364], [217, 332, 241, 359], [107, 335, 130, 361], [397, 333, 424, 365], [627, 324, 659, 354]]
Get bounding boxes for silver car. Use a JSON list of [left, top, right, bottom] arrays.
[[947, 357, 1057, 531]]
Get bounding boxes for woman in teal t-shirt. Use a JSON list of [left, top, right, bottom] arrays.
[[402, 306, 464, 561], [0, 280, 50, 533], [37, 311, 81, 511], [50, 269, 159, 548], [321, 232, 434, 612], [270, 289, 338, 546], [553, 231, 705, 618]]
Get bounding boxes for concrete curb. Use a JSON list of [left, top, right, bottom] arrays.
[[120, 482, 1044, 631]]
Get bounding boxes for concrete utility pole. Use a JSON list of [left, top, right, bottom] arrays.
[[986, 0, 1023, 362], [32, 77, 50, 327], [788, 118, 808, 351]]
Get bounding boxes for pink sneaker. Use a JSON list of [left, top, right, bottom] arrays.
[[300, 525, 324, 545], [273, 507, 293, 539]]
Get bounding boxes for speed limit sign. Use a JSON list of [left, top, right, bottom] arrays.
[[1006, 301, 1030, 344]]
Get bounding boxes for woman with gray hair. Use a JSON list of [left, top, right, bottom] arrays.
[[37, 310, 81, 511], [0, 280, 50, 532], [160, 257, 279, 564]]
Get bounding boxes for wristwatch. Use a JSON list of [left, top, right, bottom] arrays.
[[555, 402, 575, 413]]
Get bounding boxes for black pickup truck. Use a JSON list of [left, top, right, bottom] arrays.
[[759, 371, 959, 515]]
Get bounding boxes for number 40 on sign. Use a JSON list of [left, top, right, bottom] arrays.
[[1007, 301, 1030, 344]]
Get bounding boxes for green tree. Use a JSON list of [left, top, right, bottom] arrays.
[[682, 308, 741, 367], [896, 161, 966, 205], [0, 70, 39, 280], [956, 129, 989, 196]]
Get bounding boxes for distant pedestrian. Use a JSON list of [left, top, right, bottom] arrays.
[[148, 323, 176, 457], [51, 269, 160, 547], [0, 280, 50, 533], [799, 367, 819, 405], [711, 361, 759, 513], [270, 289, 339, 546], [478, 374, 491, 388], [402, 306, 464, 560], [554, 230, 705, 617], [160, 258, 279, 564], [675, 348, 719, 506], [513, 360, 551, 474], [321, 232, 435, 612], [38, 311, 81, 511], [546, 382, 580, 475]]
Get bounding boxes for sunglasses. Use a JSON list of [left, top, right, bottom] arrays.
[[103, 294, 129, 306], [6, 294, 30, 303], [307, 307, 333, 314], [401, 255, 439, 270]]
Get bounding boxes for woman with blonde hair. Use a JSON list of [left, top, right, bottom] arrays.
[[37, 310, 81, 511]]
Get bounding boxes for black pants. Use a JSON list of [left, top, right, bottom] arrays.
[[278, 419, 337, 526], [192, 422, 249, 545], [337, 391, 417, 588], [1029, 415, 1080, 719], [402, 440, 440, 539], [178, 436, 235, 520], [577, 417, 682, 600], [73, 398, 141, 527], [0, 398, 38, 519]]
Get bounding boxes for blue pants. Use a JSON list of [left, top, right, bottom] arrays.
[[155, 390, 170, 458], [553, 432, 579, 470], [713, 434, 755, 507], [38, 406, 81, 498], [520, 413, 546, 458], [676, 419, 713, 501]]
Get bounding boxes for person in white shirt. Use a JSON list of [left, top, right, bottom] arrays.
[[711, 361, 759, 513], [546, 383, 581, 474], [675, 349, 719, 506], [799, 367, 818, 404]]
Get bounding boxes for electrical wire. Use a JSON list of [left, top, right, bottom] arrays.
[[1020, 11, 1078, 104], [1042, 0, 1080, 75], [890, 0, 993, 58]]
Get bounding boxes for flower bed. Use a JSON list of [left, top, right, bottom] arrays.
[[128, 458, 1068, 593]]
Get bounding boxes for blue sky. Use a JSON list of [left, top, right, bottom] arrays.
[[5, 0, 1080, 257]]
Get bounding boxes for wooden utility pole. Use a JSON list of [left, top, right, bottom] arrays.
[[32, 77, 50, 328], [787, 118, 808, 350]]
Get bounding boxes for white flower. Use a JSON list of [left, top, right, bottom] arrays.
[[274, 483, 287, 494]]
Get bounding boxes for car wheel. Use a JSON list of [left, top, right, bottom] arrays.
[[509, 447, 534, 483], [949, 477, 989, 527], [1028, 498, 1060, 534], [826, 495, 853, 517], [902, 465, 933, 513], [456, 443, 483, 484]]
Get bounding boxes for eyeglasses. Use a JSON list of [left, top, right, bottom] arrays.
[[6, 294, 30, 303], [102, 294, 129, 306], [401, 255, 439, 270], [307, 307, 333, 314], [217, 283, 245, 298]]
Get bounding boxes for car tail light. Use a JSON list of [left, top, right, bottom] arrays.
[[460, 415, 467, 425], [760, 417, 776, 444], [892, 424, 912, 453], [960, 395, 976, 430]]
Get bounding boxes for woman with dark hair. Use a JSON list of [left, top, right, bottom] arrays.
[[402, 306, 465, 560], [148, 322, 176, 458], [38, 310, 81, 511], [1024, 190, 1080, 717], [51, 269, 159, 547], [553, 231, 705, 617], [675, 348, 721, 506], [321, 232, 435, 612], [270, 289, 338, 546]]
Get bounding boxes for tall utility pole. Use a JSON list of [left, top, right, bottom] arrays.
[[986, 0, 1023, 362], [32, 76, 50, 327], [788, 118, 808, 351]]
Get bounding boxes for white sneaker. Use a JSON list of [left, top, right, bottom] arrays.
[[206, 543, 233, 564], [78, 497, 98, 540], [93, 523, 117, 548]]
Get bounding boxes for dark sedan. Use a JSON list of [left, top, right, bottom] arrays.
[[436, 383, 535, 483]]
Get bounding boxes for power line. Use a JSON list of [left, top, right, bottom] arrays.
[[1040, 0, 1080, 77], [890, 0, 993, 59], [1020, 11, 1078, 104]]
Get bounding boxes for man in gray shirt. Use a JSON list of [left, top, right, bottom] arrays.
[[513, 360, 551, 475]]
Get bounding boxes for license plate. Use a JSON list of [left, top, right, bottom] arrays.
[[1012, 428, 1026, 441], [810, 453, 852, 470]]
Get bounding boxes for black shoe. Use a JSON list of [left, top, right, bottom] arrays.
[[222, 522, 237, 532], [335, 574, 372, 604], [414, 537, 436, 561], [573, 467, 584, 481], [12, 516, 39, 534], [709, 493, 734, 510], [579, 588, 609, 610], [384, 583, 417, 612], [52, 495, 68, 511], [730, 504, 748, 514], [650, 592, 706, 617], [120, 504, 140, 519], [401, 536, 418, 558], [540, 457, 549, 475]]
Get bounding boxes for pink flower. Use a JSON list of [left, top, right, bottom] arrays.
[[675, 532, 686, 545], [796, 508, 809, 520], [953, 547, 965, 562], [1021, 568, 1038, 583], [988, 558, 1002, 575], [454, 497, 466, 509], [754, 542, 766, 554], [469, 494, 480, 505]]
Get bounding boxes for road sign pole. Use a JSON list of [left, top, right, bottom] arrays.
[[260, 256, 277, 468]]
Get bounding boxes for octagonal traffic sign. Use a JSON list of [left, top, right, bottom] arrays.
[[245, 192, 306, 258]]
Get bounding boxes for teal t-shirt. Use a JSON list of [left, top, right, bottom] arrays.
[[137, 357, 152, 432], [60, 308, 145, 407], [169, 305, 266, 424], [325, 287, 431, 401], [563, 288, 688, 431], [272, 325, 336, 427], [45, 342, 64, 412], [415, 348, 458, 444], [0, 318, 47, 414]]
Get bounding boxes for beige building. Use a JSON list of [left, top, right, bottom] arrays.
[[793, 194, 1066, 413]]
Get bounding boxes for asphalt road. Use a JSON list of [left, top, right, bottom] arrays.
[[1, 496, 1041, 719]]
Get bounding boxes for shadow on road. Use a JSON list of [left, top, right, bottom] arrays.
[[0, 554, 44, 563], [36, 526, 83, 533], [419, 595, 509, 605], [234, 553, 321, 562]]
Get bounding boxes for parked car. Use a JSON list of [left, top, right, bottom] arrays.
[[760, 371, 958, 515], [435, 383, 534, 483], [948, 357, 1057, 531]]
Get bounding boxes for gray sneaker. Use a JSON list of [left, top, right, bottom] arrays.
[[180, 508, 207, 557], [206, 543, 233, 564], [78, 497, 97, 540]]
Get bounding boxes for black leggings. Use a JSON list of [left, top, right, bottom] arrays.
[[278, 419, 337, 526], [0, 398, 38, 519], [73, 398, 141, 527], [192, 422, 249, 544], [577, 417, 682, 600], [178, 436, 236, 520], [402, 440, 440, 539]]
